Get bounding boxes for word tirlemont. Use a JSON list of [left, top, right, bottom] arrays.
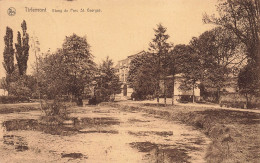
[[25, 7, 47, 12]]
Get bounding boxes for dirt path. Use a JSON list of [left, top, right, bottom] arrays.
[[0, 105, 210, 162], [129, 98, 260, 113]]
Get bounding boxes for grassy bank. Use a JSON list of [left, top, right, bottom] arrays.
[[103, 102, 260, 163]]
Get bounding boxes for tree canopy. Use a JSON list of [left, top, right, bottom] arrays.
[[36, 34, 96, 105], [94, 57, 121, 102]]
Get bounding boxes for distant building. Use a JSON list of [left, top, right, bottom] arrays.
[[0, 89, 8, 96], [115, 51, 146, 97], [171, 74, 201, 102], [115, 51, 202, 101]]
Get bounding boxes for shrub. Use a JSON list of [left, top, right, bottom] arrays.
[[88, 96, 102, 105], [41, 100, 68, 123], [220, 93, 260, 109]]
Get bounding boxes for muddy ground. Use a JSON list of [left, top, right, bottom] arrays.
[[0, 104, 210, 162]]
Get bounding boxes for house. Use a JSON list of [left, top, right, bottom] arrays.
[[115, 51, 146, 98], [171, 74, 201, 102], [115, 51, 202, 102], [0, 89, 8, 96]]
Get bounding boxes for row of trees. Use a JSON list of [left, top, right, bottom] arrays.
[[1, 20, 36, 98], [34, 34, 121, 105], [2, 23, 122, 105], [128, 0, 259, 107]]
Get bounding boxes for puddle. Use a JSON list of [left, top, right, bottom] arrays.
[[78, 117, 120, 126], [3, 135, 29, 152], [61, 152, 87, 159], [128, 118, 150, 123], [130, 141, 191, 163], [3, 117, 120, 136], [128, 131, 173, 137], [79, 130, 118, 134]]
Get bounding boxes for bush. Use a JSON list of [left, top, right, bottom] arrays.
[[88, 96, 102, 105], [131, 91, 154, 101], [41, 100, 68, 119], [0, 96, 30, 104], [220, 100, 245, 108], [220, 93, 260, 109]]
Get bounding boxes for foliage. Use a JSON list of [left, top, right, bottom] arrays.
[[204, 0, 260, 98], [1, 63, 36, 98], [8, 74, 37, 98], [238, 62, 260, 108], [62, 34, 96, 105], [0, 77, 8, 90], [189, 27, 243, 102], [204, 0, 259, 63], [238, 62, 259, 96], [37, 51, 68, 99], [42, 100, 67, 117], [0, 96, 30, 104], [40, 100, 68, 124], [3, 27, 15, 76], [148, 24, 172, 103], [128, 53, 158, 100], [36, 34, 96, 106], [94, 57, 122, 103], [172, 44, 202, 102], [15, 20, 30, 76]]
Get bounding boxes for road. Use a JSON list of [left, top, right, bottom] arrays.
[[0, 105, 210, 162]]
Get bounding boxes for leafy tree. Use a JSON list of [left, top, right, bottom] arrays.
[[3, 27, 15, 77], [128, 53, 158, 100], [2, 62, 37, 98], [8, 75, 37, 98], [149, 24, 172, 105], [94, 57, 121, 102], [204, 0, 260, 96], [173, 43, 202, 103], [36, 51, 68, 99], [238, 63, 259, 108], [192, 27, 242, 103], [15, 20, 30, 76], [36, 34, 96, 106], [0, 77, 8, 93], [62, 34, 96, 105]]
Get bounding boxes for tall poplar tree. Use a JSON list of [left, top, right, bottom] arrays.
[[3, 27, 15, 77], [15, 20, 30, 76]]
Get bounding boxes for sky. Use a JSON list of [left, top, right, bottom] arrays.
[[0, 0, 218, 78]]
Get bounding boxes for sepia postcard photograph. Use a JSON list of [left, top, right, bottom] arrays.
[[0, 0, 259, 162]]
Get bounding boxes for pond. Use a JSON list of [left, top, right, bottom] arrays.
[[0, 106, 210, 162]]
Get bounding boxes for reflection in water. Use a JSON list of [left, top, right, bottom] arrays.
[[3, 135, 29, 152], [2, 117, 120, 136], [130, 141, 192, 163], [61, 152, 88, 159]]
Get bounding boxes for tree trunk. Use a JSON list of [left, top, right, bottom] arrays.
[[76, 95, 83, 106], [245, 93, 248, 109], [217, 87, 221, 104], [172, 75, 175, 105], [192, 82, 195, 103], [164, 79, 166, 107], [157, 81, 160, 105]]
